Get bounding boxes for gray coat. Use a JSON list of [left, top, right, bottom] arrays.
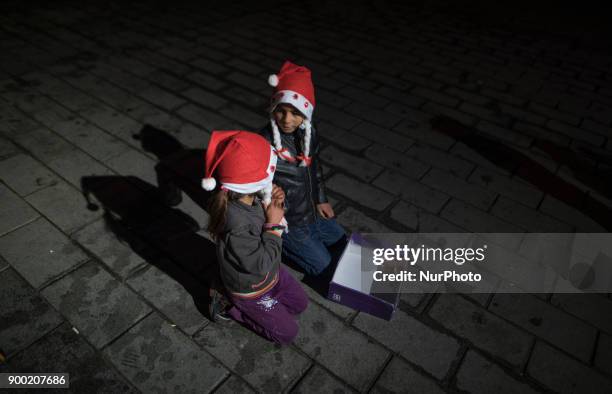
[[217, 199, 282, 295]]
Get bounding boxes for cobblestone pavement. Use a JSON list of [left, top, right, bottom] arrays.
[[1, 1, 612, 393]]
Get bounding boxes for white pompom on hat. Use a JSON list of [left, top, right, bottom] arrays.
[[268, 74, 279, 87]]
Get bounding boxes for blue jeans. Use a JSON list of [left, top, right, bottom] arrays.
[[282, 218, 347, 276]]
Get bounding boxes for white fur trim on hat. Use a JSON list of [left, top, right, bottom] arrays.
[[221, 147, 278, 194], [201, 177, 217, 191], [268, 74, 279, 87], [269, 90, 314, 120]]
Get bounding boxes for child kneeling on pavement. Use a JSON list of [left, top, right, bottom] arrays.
[[203, 130, 308, 345]]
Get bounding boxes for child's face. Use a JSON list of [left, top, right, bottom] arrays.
[[272, 104, 305, 133]]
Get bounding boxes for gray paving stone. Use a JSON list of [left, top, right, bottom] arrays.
[[14, 127, 75, 161], [226, 70, 267, 95], [455, 350, 539, 394], [547, 119, 604, 147], [317, 87, 352, 109], [1, 322, 137, 393], [595, 333, 612, 377], [0, 217, 88, 288], [138, 84, 186, 111], [374, 170, 450, 213], [422, 102, 476, 127], [316, 106, 362, 130], [192, 57, 230, 75], [182, 87, 228, 110], [326, 174, 393, 212], [345, 102, 404, 129], [0, 183, 39, 236], [50, 117, 131, 162], [550, 294, 612, 335], [416, 210, 467, 233], [147, 70, 192, 92], [413, 86, 460, 107], [447, 86, 492, 106], [320, 145, 383, 182], [105, 313, 228, 393], [41, 260, 152, 348], [16, 129, 110, 187], [0, 153, 59, 196], [302, 280, 356, 321], [185, 70, 228, 91], [389, 200, 420, 230], [498, 103, 547, 127], [476, 120, 533, 147], [528, 341, 612, 394], [489, 293, 597, 362], [0, 102, 40, 134], [581, 118, 612, 139], [429, 294, 532, 368], [79, 103, 142, 144], [587, 101, 612, 126], [351, 122, 414, 152], [214, 376, 255, 394], [393, 121, 456, 151], [539, 195, 606, 232], [294, 302, 390, 391], [491, 196, 573, 232], [459, 102, 521, 129], [338, 85, 389, 108], [514, 121, 570, 145], [422, 168, 497, 210], [218, 103, 264, 128], [72, 218, 147, 278], [450, 141, 511, 176], [177, 103, 238, 131], [318, 122, 372, 152], [128, 265, 206, 335], [441, 199, 523, 234], [175, 123, 211, 149], [105, 148, 158, 186], [25, 181, 102, 233], [137, 107, 184, 133], [48, 149, 114, 190], [173, 192, 210, 230], [293, 366, 351, 394], [223, 85, 268, 109], [530, 102, 581, 126], [468, 167, 543, 209], [371, 356, 445, 394], [407, 143, 475, 178], [194, 320, 310, 393], [0, 135, 19, 158], [336, 207, 393, 233], [0, 268, 64, 357], [353, 309, 460, 379], [365, 144, 430, 180]]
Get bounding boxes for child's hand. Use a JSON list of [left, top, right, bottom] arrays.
[[317, 203, 335, 219], [265, 201, 285, 224], [266, 184, 285, 224], [271, 184, 285, 205]]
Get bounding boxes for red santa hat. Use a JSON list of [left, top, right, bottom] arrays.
[[202, 131, 277, 199], [268, 60, 315, 167]]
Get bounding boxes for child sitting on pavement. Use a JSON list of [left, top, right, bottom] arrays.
[[203, 130, 308, 345], [259, 61, 347, 285]]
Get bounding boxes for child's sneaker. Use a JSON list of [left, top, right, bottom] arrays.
[[209, 288, 231, 323]]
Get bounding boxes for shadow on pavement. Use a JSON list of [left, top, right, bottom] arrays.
[[431, 115, 612, 231], [80, 125, 220, 320]]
